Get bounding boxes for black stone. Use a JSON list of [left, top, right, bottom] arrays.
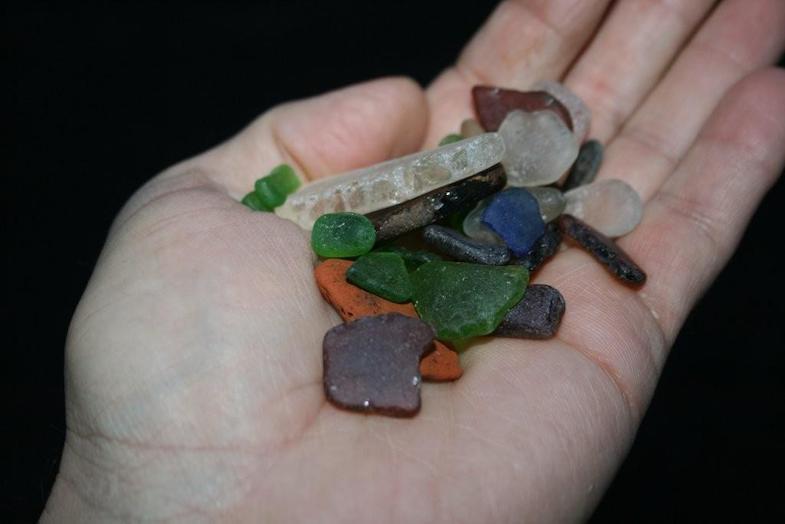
[[558, 214, 647, 285], [323, 313, 435, 417], [562, 139, 603, 191], [423, 225, 511, 265], [516, 222, 562, 272], [367, 163, 506, 241], [494, 284, 566, 339]]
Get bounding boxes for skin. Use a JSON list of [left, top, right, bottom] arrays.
[[43, 1, 785, 522]]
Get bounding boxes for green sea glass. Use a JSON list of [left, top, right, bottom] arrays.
[[347, 252, 412, 303], [311, 212, 376, 258], [411, 261, 529, 341], [241, 191, 271, 212], [254, 164, 301, 209], [374, 246, 442, 271]]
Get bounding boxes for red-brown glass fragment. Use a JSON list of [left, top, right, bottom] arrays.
[[323, 314, 435, 417], [472, 85, 573, 132], [315, 259, 462, 381], [557, 214, 647, 285]]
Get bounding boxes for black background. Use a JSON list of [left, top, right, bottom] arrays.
[[4, 1, 784, 522]]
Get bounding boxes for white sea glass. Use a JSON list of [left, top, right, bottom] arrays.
[[276, 133, 505, 230]]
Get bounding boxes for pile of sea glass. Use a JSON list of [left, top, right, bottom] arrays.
[[246, 82, 646, 417]]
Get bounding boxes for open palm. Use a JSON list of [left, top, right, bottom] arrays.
[[45, 1, 785, 522]]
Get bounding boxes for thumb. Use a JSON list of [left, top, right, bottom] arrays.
[[115, 76, 429, 230], [183, 76, 430, 197]]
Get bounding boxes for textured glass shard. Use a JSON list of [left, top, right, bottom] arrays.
[[499, 110, 579, 187], [564, 179, 642, 237], [532, 80, 591, 142], [276, 133, 505, 229]]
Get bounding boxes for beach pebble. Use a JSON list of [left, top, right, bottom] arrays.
[[562, 140, 603, 191], [494, 284, 566, 339], [558, 214, 646, 285], [423, 225, 511, 265]]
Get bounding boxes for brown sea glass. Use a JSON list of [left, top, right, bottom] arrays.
[[472, 85, 573, 132], [323, 314, 435, 417]]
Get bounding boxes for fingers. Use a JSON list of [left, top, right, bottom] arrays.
[[424, 0, 611, 145], [627, 68, 785, 342], [601, 0, 785, 201], [564, 0, 716, 142], [442, 74, 785, 517], [180, 77, 429, 196]]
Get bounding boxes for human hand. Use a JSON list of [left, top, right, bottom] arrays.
[[43, 1, 785, 521]]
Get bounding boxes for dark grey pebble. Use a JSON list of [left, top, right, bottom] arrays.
[[557, 214, 646, 285], [494, 284, 566, 339], [423, 225, 510, 265], [562, 139, 603, 191]]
